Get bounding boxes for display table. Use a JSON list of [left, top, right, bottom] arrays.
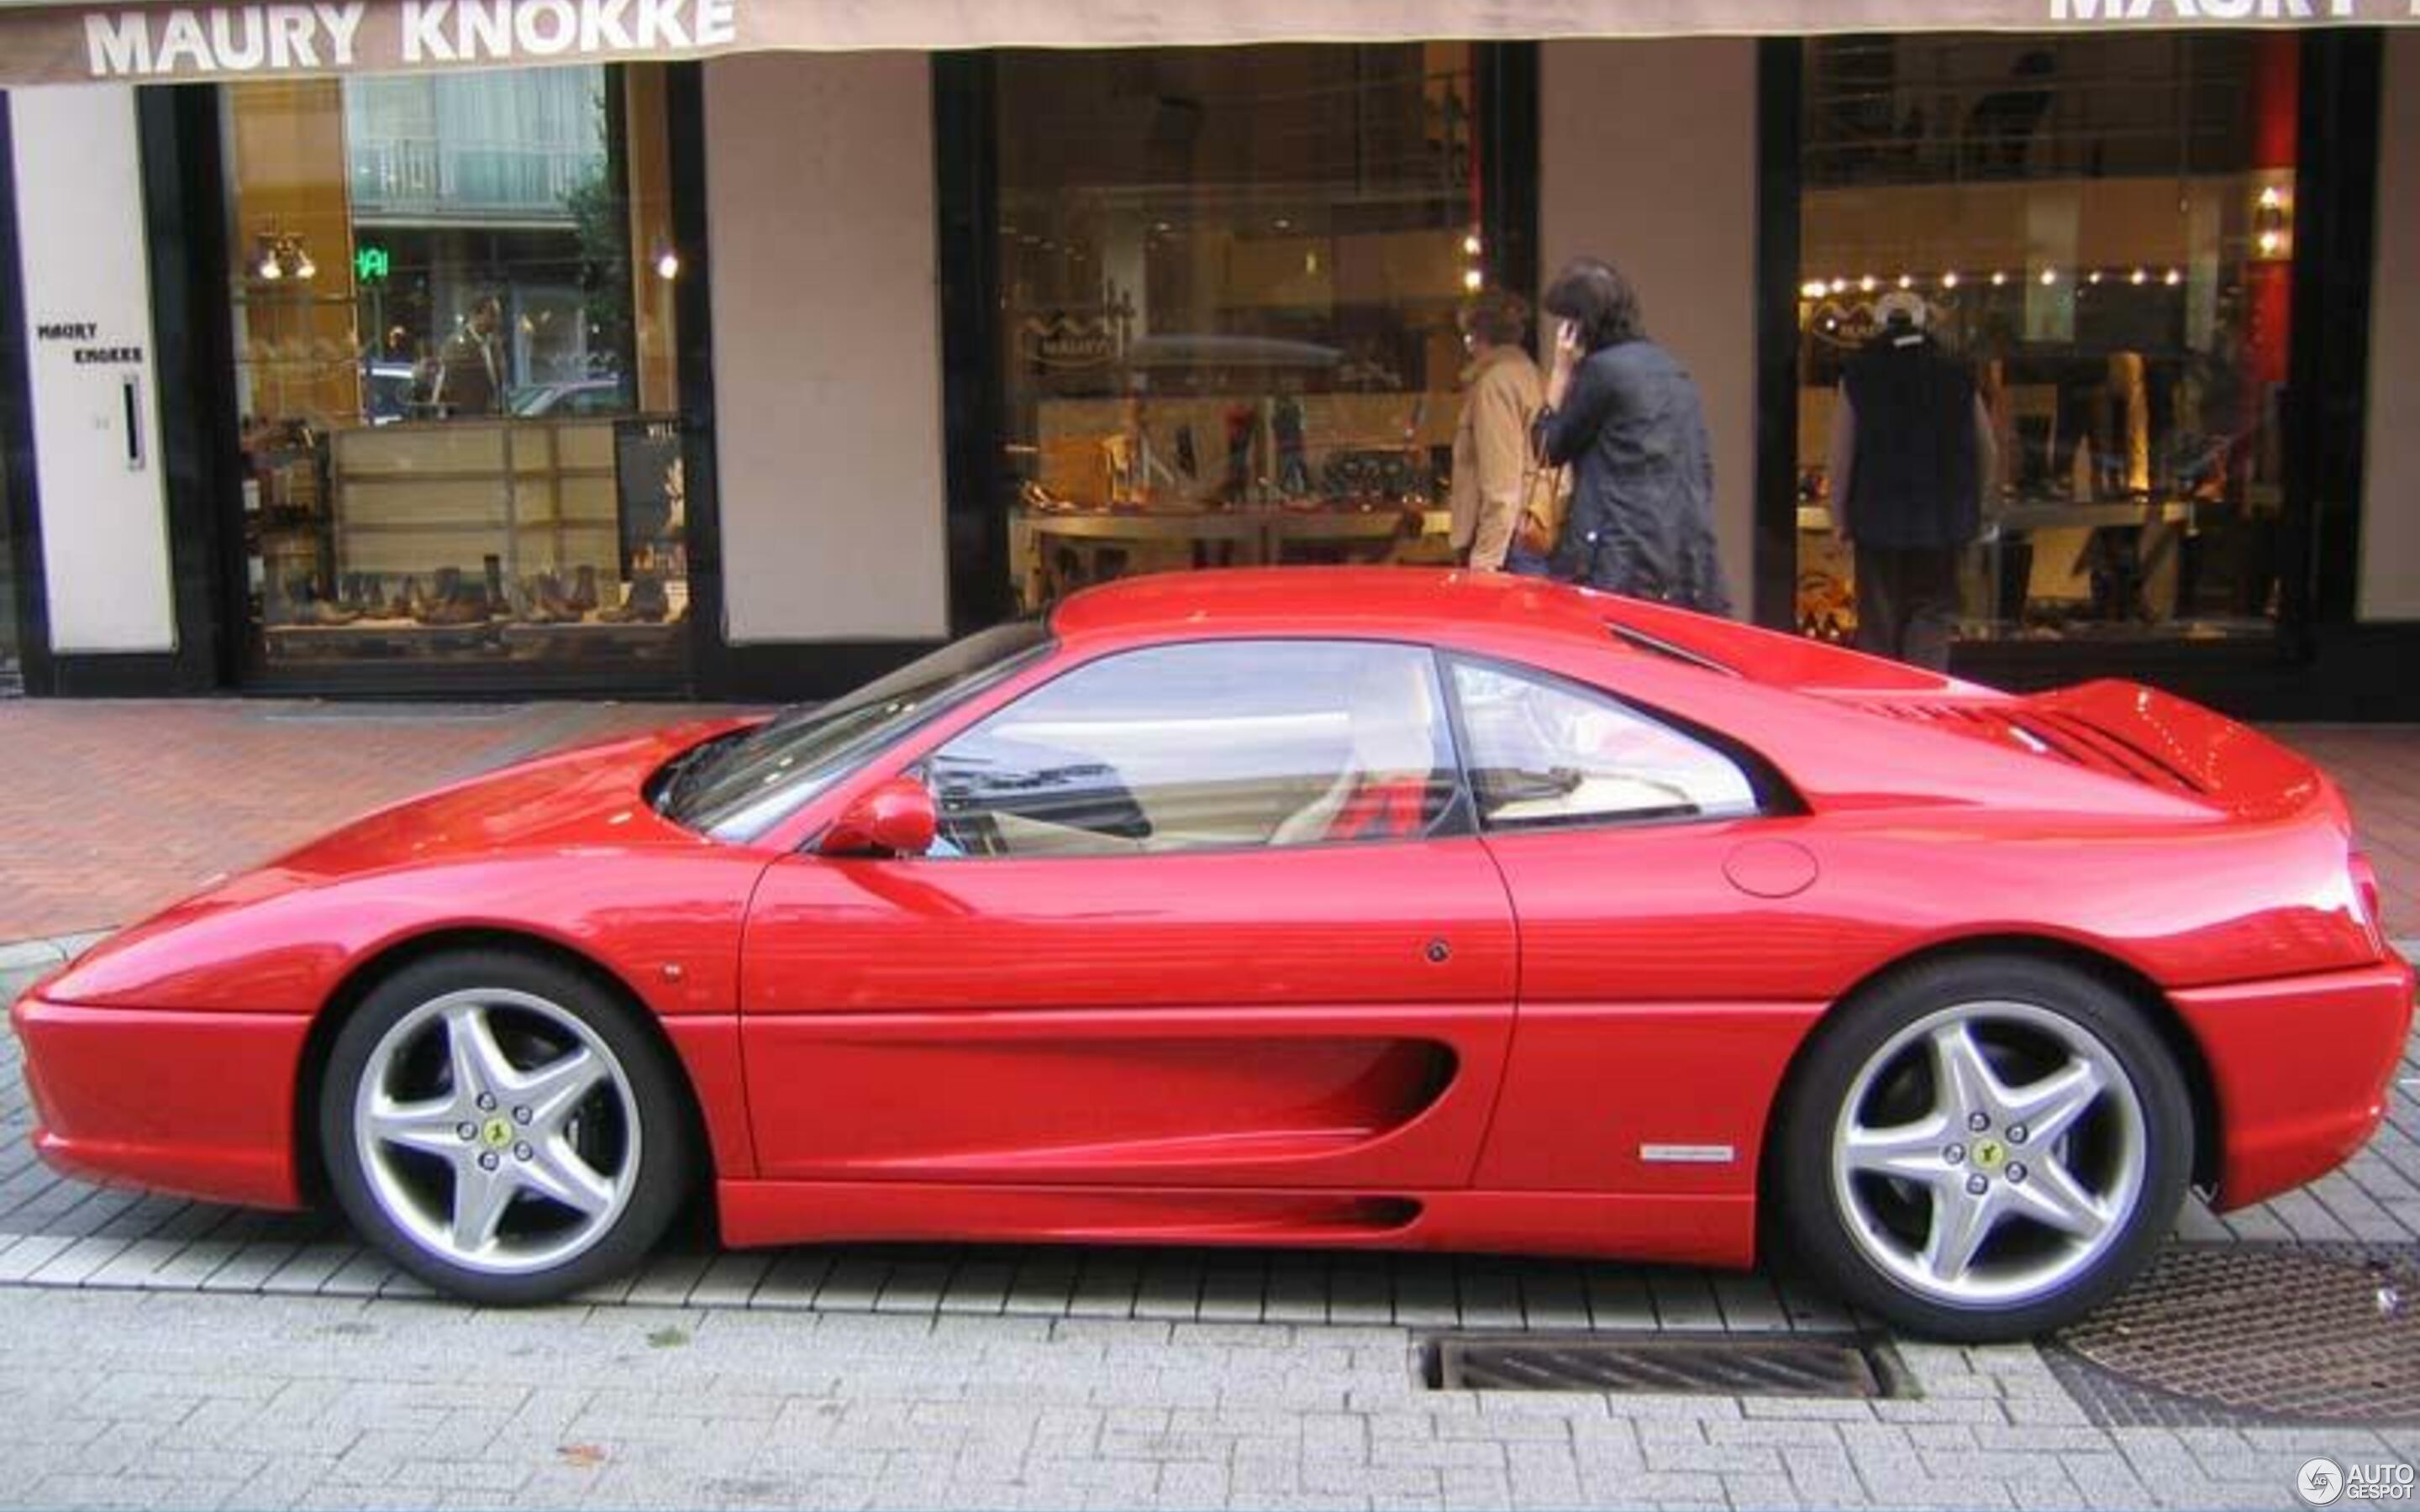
[[1012, 504, 1454, 606]]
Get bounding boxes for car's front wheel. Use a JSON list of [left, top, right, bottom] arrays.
[[318, 949, 692, 1305], [1772, 956, 2192, 1341]]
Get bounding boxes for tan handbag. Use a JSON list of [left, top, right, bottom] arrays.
[[1515, 460, 1567, 559]]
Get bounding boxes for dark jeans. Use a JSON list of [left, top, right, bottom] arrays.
[[1854, 544, 1962, 671]]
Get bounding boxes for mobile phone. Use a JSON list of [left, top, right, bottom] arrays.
[[1557, 318, 1579, 347]]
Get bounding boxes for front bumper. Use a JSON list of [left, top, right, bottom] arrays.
[[2173, 957, 2417, 1210], [10, 994, 313, 1210]]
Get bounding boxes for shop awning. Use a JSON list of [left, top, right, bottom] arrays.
[[0, 0, 2407, 88]]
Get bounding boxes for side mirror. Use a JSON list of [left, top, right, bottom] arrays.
[[819, 776, 938, 858]]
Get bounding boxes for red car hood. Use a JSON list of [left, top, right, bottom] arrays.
[[268, 717, 754, 880], [40, 717, 756, 985]]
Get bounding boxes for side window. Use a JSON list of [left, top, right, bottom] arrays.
[[926, 641, 1458, 858], [1449, 659, 1760, 831]]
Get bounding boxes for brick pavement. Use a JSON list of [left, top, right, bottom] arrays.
[[0, 1285, 2412, 1511], [0, 699, 745, 945]]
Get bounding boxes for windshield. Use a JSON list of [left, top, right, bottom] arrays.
[[663, 620, 1054, 842]]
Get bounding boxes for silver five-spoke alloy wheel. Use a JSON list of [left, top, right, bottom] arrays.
[[351, 987, 642, 1277], [1830, 1000, 2147, 1309]]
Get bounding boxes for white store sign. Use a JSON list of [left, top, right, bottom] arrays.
[[9, 85, 176, 655]]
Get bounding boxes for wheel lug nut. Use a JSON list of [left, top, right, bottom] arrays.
[[2007, 1125, 2028, 1145], [1965, 1174, 1990, 1196], [478, 1152, 500, 1171], [1967, 1112, 1991, 1133], [513, 1142, 533, 1162], [512, 1106, 532, 1125], [476, 1093, 497, 1112], [2007, 1163, 2028, 1184], [1944, 1145, 1966, 1164], [456, 1122, 477, 1142]]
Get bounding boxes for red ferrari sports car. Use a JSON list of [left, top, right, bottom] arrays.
[[12, 570, 2411, 1338]]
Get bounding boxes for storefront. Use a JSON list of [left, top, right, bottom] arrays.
[[2, 3, 2414, 716]]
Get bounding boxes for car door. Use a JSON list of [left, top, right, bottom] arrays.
[[1442, 654, 1830, 1202], [739, 638, 1519, 1190]]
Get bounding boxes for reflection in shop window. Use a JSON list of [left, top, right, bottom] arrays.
[[1796, 33, 2297, 649], [994, 45, 1486, 610], [224, 65, 687, 674]]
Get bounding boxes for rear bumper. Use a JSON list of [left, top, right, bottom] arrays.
[[2173, 958, 2417, 1210], [9, 994, 311, 1210]]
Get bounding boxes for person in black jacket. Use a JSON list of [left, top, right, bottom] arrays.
[[1534, 258, 1730, 614], [1824, 291, 1997, 670]]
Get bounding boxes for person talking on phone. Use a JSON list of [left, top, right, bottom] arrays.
[[1533, 258, 1732, 614]]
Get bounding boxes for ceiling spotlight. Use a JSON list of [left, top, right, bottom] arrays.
[[1859, 275, 1877, 293], [1897, 274, 1913, 290], [2039, 269, 2059, 286], [2088, 270, 2105, 285], [2165, 268, 2183, 286], [1941, 271, 1960, 289], [1462, 268, 1484, 291], [655, 248, 681, 281], [1800, 280, 1828, 300], [252, 228, 315, 282], [1830, 278, 1849, 295], [1991, 270, 2007, 287], [2130, 268, 2148, 285], [1463, 233, 1483, 257]]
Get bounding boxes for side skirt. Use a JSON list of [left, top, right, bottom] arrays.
[[715, 1180, 1756, 1270]]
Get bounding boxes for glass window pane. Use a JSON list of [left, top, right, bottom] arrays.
[[1797, 34, 2296, 656], [928, 640, 1456, 857], [994, 45, 1481, 612], [1449, 660, 1759, 829], [221, 65, 686, 676]]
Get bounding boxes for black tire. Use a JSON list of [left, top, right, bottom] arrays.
[[318, 948, 694, 1305], [1769, 955, 2192, 1341]]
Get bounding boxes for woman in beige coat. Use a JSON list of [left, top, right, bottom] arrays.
[[1449, 290, 1554, 574]]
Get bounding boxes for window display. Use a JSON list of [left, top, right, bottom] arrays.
[[1797, 34, 2298, 648], [992, 45, 1485, 610], [222, 66, 686, 675]]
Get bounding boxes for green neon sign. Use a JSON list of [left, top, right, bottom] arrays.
[[355, 245, 391, 282]]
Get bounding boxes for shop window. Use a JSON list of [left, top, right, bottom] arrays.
[[1796, 34, 2297, 650], [927, 640, 1458, 857], [221, 65, 686, 677], [993, 45, 1484, 611]]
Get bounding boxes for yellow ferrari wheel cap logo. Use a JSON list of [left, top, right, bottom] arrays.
[[481, 1118, 513, 1149], [1972, 1138, 2007, 1172]]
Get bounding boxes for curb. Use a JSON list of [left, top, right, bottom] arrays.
[[0, 930, 115, 1005]]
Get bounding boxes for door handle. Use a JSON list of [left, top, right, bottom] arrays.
[[121, 375, 145, 472]]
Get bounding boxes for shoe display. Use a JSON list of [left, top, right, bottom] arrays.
[[596, 573, 670, 624], [294, 576, 360, 626], [523, 572, 581, 625]]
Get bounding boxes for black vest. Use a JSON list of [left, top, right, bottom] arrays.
[[1844, 331, 1981, 549]]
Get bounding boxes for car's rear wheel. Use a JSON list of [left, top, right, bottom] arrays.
[[1772, 956, 2191, 1341], [318, 949, 692, 1305]]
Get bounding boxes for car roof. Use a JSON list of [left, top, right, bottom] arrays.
[[1048, 567, 1619, 648]]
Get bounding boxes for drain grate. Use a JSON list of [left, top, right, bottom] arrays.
[[2054, 1243, 2420, 1425], [1427, 1333, 1905, 1396]]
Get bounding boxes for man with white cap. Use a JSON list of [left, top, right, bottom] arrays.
[[1824, 291, 1996, 670]]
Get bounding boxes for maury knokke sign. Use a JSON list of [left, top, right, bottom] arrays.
[[0, 0, 2410, 87]]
